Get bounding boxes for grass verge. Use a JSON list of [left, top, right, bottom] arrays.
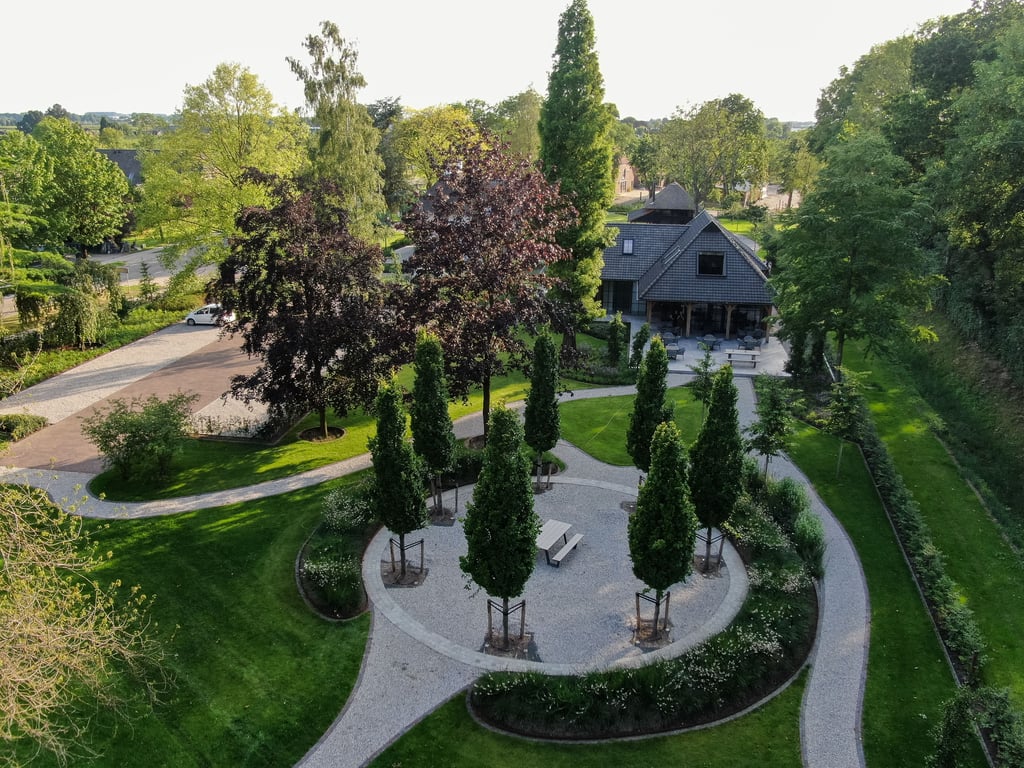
[[371, 671, 806, 768]]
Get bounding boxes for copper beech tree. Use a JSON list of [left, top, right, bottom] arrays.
[[402, 130, 576, 435], [217, 170, 401, 438]]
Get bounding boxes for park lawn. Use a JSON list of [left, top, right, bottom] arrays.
[[843, 343, 1024, 707], [90, 366, 596, 501], [558, 385, 975, 766], [371, 672, 805, 768], [788, 425, 984, 768], [15, 475, 371, 767], [557, 385, 702, 465]]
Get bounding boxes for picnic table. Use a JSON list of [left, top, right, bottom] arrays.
[[726, 349, 761, 367], [536, 519, 583, 567], [698, 335, 722, 350]]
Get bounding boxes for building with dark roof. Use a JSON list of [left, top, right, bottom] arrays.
[[600, 182, 775, 339]]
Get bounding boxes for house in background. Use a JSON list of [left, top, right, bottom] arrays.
[[600, 182, 775, 339]]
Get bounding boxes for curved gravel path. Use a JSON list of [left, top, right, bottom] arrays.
[[0, 330, 868, 767]]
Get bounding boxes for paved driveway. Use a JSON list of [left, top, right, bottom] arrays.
[[0, 323, 257, 474]]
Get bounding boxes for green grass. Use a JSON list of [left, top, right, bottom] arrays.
[[16, 474, 370, 767], [716, 217, 756, 235], [371, 672, 806, 768], [558, 385, 702, 464], [786, 425, 980, 767], [557, 385, 974, 766], [91, 363, 596, 501], [843, 342, 1024, 708]]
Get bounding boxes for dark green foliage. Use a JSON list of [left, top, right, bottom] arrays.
[[80, 391, 199, 482], [626, 337, 671, 473], [524, 332, 560, 487], [460, 407, 539, 646], [369, 379, 428, 578], [746, 374, 798, 476], [792, 508, 825, 580], [827, 368, 864, 478], [137, 261, 159, 302], [628, 422, 698, 633], [606, 311, 625, 367], [630, 322, 650, 369], [469, 514, 815, 739], [929, 686, 1024, 768], [689, 366, 744, 567], [14, 290, 47, 327], [690, 344, 716, 419], [45, 288, 99, 350], [0, 413, 47, 441], [539, 0, 616, 343], [763, 476, 810, 536], [411, 331, 456, 513]]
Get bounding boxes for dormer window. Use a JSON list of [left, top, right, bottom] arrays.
[[698, 252, 725, 276], [622, 238, 634, 255]]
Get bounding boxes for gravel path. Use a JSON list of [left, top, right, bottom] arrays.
[[0, 331, 868, 768]]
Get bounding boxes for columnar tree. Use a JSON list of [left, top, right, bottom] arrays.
[[690, 344, 716, 422], [606, 311, 626, 367], [745, 374, 799, 477], [539, 0, 616, 349], [287, 20, 386, 242], [628, 420, 698, 638], [827, 368, 865, 478], [369, 378, 428, 579], [403, 130, 575, 435], [689, 365, 744, 571], [630, 322, 650, 369], [524, 331, 561, 490], [410, 330, 456, 514], [626, 336, 672, 473], [216, 171, 396, 438], [460, 407, 539, 648]]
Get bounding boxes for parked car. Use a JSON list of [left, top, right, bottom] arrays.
[[184, 304, 235, 326]]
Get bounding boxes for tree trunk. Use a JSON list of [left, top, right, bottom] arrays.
[[652, 588, 662, 639], [703, 526, 713, 573], [787, 189, 794, 209], [502, 596, 510, 649], [319, 406, 329, 439], [482, 372, 491, 439], [399, 531, 407, 578], [535, 450, 543, 491]]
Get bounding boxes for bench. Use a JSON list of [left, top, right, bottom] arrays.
[[550, 533, 583, 567], [726, 350, 760, 367]]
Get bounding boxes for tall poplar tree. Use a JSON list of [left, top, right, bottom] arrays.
[[628, 421, 698, 638], [460, 407, 539, 648], [524, 331, 561, 490], [626, 336, 672, 473], [689, 366, 744, 571], [369, 378, 428, 579], [288, 20, 386, 242], [539, 0, 616, 349], [411, 331, 456, 514]]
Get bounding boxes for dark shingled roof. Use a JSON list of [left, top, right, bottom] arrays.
[[627, 181, 696, 222], [603, 208, 773, 305]]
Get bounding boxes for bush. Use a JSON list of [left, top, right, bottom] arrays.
[[321, 490, 372, 534], [792, 508, 825, 579], [80, 391, 199, 482], [0, 413, 48, 441], [300, 550, 363, 614], [763, 476, 810, 535], [149, 293, 203, 312]]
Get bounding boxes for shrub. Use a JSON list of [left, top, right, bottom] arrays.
[[80, 391, 199, 482], [321, 490, 372, 534], [763, 476, 810, 535], [792, 508, 825, 579], [0, 413, 48, 441], [14, 290, 48, 327], [724, 494, 790, 563], [301, 551, 363, 614]]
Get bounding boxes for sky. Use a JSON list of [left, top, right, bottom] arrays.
[[7, 0, 975, 124]]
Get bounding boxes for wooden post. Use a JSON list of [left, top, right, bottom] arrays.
[[725, 304, 736, 340], [685, 303, 693, 337]]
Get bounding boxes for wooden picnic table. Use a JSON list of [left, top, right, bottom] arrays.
[[536, 519, 571, 565]]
